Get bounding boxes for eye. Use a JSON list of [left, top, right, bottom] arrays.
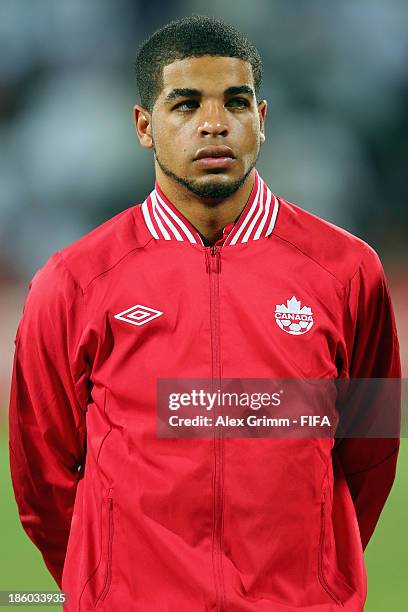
[[174, 100, 199, 111], [227, 97, 250, 108]]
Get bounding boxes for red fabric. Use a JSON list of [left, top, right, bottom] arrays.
[[9, 177, 400, 611]]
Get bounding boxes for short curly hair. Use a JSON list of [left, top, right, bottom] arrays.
[[134, 14, 263, 112]]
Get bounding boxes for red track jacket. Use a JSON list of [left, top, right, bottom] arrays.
[[9, 170, 401, 611]]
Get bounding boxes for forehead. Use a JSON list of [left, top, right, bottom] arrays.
[[160, 56, 254, 95]]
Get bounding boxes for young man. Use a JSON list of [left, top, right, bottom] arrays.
[[9, 15, 400, 612]]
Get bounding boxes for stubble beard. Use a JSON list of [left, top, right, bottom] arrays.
[[152, 142, 259, 200]]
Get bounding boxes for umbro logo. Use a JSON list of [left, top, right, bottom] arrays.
[[114, 304, 163, 327], [274, 296, 314, 335]]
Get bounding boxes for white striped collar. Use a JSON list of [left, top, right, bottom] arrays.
[[141, 169, 279, 246]]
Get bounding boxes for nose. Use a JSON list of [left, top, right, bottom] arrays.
[[197, 103, 229, 138]]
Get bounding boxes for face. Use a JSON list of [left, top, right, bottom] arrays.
[[134, 56, 267, 199]]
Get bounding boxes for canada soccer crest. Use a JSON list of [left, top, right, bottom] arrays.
[[274, 296, 314, 336]]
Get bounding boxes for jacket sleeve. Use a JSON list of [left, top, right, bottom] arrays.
[[8, 251, 91, 587], [333, 244, 401, 551]]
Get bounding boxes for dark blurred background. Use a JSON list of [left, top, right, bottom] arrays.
[[0, 1, 407, 610]]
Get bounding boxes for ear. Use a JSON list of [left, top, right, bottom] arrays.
[[133, 104, 153, 149], [257, 100, 267, 144]]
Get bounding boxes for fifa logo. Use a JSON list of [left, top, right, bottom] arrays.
[[275, 296, 314, 336]]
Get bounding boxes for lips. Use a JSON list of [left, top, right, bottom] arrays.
[[193, 145, 235, 161]]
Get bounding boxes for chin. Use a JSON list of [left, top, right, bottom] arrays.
[[188, 175, 244, 199]]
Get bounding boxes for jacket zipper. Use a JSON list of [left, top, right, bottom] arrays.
[[206, 245, 226, 612], [318, 500, 343, 606], [96, 496, 114, 604]]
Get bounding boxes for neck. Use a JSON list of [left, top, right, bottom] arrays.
[[154, 165, 256, 244]]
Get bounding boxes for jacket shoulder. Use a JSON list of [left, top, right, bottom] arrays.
[[273, 197, 379, 287], [51, 204, 150, 290]]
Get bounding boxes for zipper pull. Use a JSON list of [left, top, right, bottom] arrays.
[[210, 246, 221, 273]]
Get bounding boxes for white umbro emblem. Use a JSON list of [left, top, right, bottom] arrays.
[[274, 296, 314, 335], [114, 304, 163, 327]]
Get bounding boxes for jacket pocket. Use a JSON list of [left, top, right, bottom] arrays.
[[318, 500, 343, 606], [94, 495, 114, 607]]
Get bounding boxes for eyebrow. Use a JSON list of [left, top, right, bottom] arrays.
[[164, 85, 255, 103]]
